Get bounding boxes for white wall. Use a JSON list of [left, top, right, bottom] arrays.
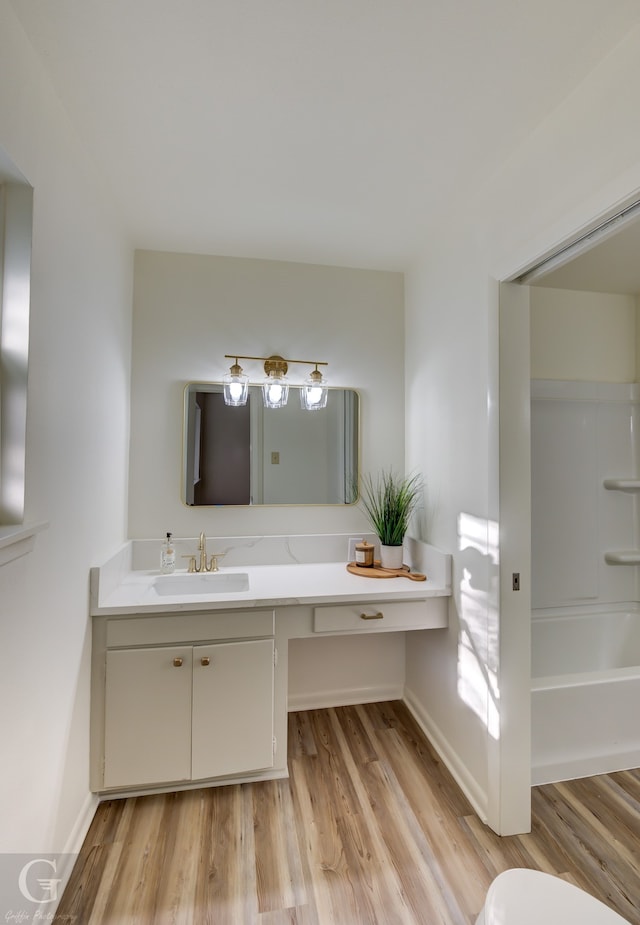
[[129, 251, 404, 539], [0, 0, 132, 856], [404, 237, 497, 815], [530, 287, 639, 381], [404, 24, 640, 831], [288, 633, 406, 710]]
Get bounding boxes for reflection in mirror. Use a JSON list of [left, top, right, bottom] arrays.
[[183, 383, 359, 506]]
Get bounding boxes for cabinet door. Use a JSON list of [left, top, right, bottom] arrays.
[[191, 639, 274, 780], [104, 646, 192, 788]]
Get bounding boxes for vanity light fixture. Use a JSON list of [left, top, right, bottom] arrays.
[[223, 354, 328, 410]]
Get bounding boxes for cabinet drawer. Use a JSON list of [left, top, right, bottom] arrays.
[[313, 599, 447, 634], [106, 609, 274, 647]]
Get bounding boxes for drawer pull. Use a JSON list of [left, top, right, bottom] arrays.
[[200, 656, 211, 666], [360, 611, 384, 621], [172, 656, 184, 667]]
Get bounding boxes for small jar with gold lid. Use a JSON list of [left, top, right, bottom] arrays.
[[354, 540, 375, 568]]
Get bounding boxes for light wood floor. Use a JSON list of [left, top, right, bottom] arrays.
[[59, 701, 640, 924]]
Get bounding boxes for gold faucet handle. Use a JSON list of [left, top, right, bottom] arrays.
[[181, 554, 197, 573], [208, 553, 225, 572]]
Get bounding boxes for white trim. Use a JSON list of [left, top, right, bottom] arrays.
[[62, 791, 99, 856], [0, 521, 48, 567], [288, 683, 404, 713], [45, 792, 100, 919], [98, 767, 290, 800], [403, 686, 489, 825], [501, 185, 640, 285], [532, 748, 640, 786], [515, 196, 640, 284]]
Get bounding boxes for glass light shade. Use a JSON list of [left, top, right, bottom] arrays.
[[300, 374, 328, 410], [262, 374, 289, 408], [223, 367, 249, 406]]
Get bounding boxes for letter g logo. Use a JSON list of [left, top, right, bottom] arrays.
[[18, 858, 61, 904]]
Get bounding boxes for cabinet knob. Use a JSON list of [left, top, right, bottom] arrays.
[[360, 611, 384, 621], [173, 656, 184, 667], [200, 656, 211, 666]]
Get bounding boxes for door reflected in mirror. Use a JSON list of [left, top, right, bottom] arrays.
[[183, 383, 359, 506]]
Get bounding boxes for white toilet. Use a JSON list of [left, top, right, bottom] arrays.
[[476, 868, 632, 925]]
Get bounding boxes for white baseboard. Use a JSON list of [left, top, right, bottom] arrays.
[[532, 747, 640, 786], [403, 686, 488, 823], [99, 767, 290, 801], [62, 790, 99, 856], [288, 682, 404, 713], [49, 791, 99, 914]]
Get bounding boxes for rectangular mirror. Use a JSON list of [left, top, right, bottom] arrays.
[[183, 382, 359, 506]]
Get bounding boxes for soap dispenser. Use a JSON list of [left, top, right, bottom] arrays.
[[160, 532, 176, 574]]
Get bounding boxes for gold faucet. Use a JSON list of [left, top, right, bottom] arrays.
[[194, 532, 224, 572], [197, 532, 208, 572]]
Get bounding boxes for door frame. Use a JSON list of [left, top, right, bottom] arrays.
[[490, 281, 532, 834]]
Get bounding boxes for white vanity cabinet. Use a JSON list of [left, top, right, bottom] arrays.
[[93, 610, 276, 792], [90, 542, 453, 797]]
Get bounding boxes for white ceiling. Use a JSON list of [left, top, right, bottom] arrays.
[[8, 0, 640, 270]]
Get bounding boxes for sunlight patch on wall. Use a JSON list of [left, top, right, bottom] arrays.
[[2, 266, 31, 355], [457, 511, 499, 739]]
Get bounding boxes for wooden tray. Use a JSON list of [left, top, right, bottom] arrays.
[[346, 562, 426, 581]]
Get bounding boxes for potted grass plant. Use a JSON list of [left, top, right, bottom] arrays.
[[360, 468, 423, 570]]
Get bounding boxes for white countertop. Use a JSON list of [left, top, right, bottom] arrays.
[[91, 561, 451, 615]]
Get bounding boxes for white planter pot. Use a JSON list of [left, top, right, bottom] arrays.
[[380, 544, 404, 570]]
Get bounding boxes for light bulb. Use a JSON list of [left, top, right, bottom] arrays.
[[229, 381, 244, 401], [262, 374, 289, 408]]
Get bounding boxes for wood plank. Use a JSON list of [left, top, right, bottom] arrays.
[[350, 707, 477, 923], [193, 783, 258, 925], [99, 794, 168, 922], [532, 782, 640, 921], [153, 788, 205, 923], [253, 780, 307, 914], [288, 751, 355, 924], [288, 710, 318, 759]]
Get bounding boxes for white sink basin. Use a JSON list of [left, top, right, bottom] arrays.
[[151, 572, 250, 596]]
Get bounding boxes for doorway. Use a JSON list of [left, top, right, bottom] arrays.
[[498, 197, 640, 833]]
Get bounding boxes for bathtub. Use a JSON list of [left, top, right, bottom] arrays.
[[531, 605, 640, 785]]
